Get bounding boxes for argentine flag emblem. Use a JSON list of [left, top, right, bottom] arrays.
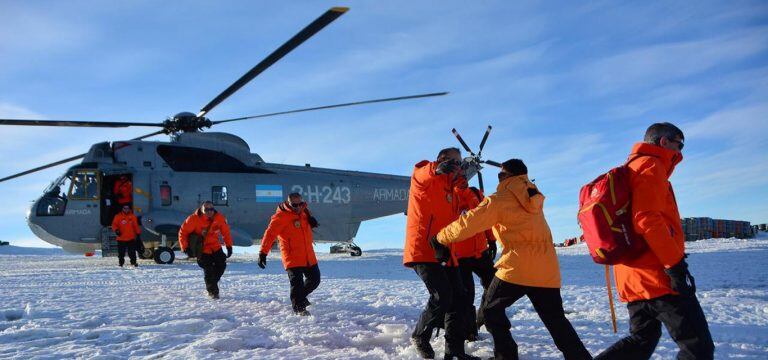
[[255, 185, 283, 203]]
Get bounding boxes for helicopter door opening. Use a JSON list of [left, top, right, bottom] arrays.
[[101, 173, 133, 226]]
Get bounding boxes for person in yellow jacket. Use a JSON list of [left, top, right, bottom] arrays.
[[435, 159, 591, 360]]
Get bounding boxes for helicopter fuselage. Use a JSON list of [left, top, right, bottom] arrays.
[[27, 132, 410, 253]]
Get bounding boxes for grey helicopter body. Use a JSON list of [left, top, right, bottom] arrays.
[[30, 129, 409, 261]]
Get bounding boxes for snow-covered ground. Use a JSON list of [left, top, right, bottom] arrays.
[[1, 236, 767, 359]]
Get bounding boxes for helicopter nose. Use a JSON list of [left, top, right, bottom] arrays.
[[26, 199, 38, 223]]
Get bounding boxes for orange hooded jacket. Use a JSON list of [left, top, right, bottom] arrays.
[[178, 209, 233, 255], [453, 184, 494, 259], [260, 202, 318, 269], [437, 175, 561, 288], [614, 142, 685, 302], [403, 160, 461, 267], [113, 178, 132, 205], [111, 212, 141, 242]]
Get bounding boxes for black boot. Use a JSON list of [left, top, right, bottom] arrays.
[[411, 334, 435, 359]]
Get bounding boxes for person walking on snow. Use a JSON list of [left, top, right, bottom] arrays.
[[434, 159, 592, 360], [403, 147, 477, 360], [178, 201, 233, 299], [595, 122, 714, 360], [258, 193, 321, 316], [111, 204, 141, 267]]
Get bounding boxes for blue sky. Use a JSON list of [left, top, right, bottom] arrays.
[[1, 1, 766, 251]]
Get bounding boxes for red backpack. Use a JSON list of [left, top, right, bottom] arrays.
[[578, 158, 647, 264]]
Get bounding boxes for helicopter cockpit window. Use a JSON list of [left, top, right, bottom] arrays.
[[69, 170, 100, 200], [36, 174, 71, 216], [212, 186, 228, 206]]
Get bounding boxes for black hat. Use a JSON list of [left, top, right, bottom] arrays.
[[501, 159, 527, 176]]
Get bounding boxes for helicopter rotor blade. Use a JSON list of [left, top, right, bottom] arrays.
[[0, 153, 88, 183], [483, 159, 502, 168], [197, 7, 349, 118], [477, 125, 492, 157], [212, 92, 448, 125], [0, 119, 165, 128], [0, 130, 166, 184], [477, 170, 484, 192], [451, 128, 476, 157]]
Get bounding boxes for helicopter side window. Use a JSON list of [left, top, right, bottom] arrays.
[[156, 145, 273, 173], [160, 185, 172, 206], [212, 186, 228, 206], [69, 170, 100, 200]]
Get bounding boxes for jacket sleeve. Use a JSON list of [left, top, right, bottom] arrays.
[[220, 217, 233, 247], [111, 216, 119, 232], [632, 161, 684, 268], [132, 215, 141, 235], [437, 196, 500, 245], [178, 215, 194, 251], [260, 214, 284, 255]]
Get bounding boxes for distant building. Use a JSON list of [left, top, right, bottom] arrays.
[[681, 217, 754, 241]]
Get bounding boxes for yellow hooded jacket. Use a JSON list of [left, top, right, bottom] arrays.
[[436, 174, 561, 288]]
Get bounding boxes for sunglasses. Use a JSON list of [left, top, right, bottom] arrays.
[[498, 171, 512, 181], [290, 202, 305, 208], [669, 138, 685, 150], [204, 207, 215, 212]]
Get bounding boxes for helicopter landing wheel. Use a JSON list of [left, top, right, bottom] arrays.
[[349, 242, 362, 257], [350, 246, 362, 257], [139, 247, 155, 260], [154, 246, 175, 264]]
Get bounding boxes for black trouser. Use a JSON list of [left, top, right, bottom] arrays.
[[117, 241, 137, 266], [459, 253, 497, 336], [459, 251, 496, 335], [197, 250, 227, 296], [595, 294, 714, 360], [483, 277, 592, 360], [287, 264, 321, 311], [412, 263, 467, 354]]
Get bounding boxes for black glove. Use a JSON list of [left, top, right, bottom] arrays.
[[664, 258, 696, 297], [258, 252, 267, 269], [308, 216, 319, 229], [115, 229, 121, 237], [486, 240, 497, 260], [429, 236, 451, 264], [135, 234, 141, 242], [436, 159, 460, 175], [226, 246, 233, 258]]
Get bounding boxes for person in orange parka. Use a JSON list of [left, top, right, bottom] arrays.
[[596, 123, 714, 360], [113, 175, 133, 206], [111, 204, 141, 267], [178, 201, 233, 299], [258, 192, 320, 315], [452, 179, 497, 342], [436, 158, 591, 360], [403, 147, 476, 360]]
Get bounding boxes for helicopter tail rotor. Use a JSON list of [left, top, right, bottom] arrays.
[[451, 126, 501, 192]]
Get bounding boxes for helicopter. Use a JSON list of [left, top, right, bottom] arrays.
[[1, 7, 498, 264]]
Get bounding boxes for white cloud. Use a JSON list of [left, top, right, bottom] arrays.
[[580, 27, 768, 94]]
